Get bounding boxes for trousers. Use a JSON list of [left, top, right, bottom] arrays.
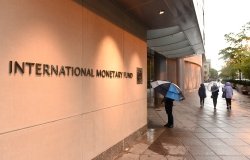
[[165, 105, 173, 125]]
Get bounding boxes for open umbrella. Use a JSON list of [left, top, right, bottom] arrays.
[[151, 80, 185, 101], [207, 81, 220, 92]]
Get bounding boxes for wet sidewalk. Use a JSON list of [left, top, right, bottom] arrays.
[[116, 87, 250, 160]]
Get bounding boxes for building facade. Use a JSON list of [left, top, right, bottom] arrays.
[[0, 0, 205, 159], [203, 59, 211, 81]]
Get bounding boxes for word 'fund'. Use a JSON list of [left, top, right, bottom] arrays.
[[9, 61, 133, 79]]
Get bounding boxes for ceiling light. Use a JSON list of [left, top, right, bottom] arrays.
[[159, 10, 165, 15]]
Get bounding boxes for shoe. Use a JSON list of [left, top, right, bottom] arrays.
[[229, 105, 231, 110], [227, 106, 229, 109], [164, 123, 169, 127], [167, 124, 173, 128]]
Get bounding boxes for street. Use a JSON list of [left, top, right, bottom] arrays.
[[116, 85, 250, 160]]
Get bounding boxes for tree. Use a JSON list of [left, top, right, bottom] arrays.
[[219, 22, 250, 79], [209, 68, 218, 80], [241, 56, 250, 79], [219, 63, 238, 79]]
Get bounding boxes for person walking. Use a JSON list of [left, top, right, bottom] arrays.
[[198, 83, 206, 107], [223, 82, 233, 110], [211, 83, 219, 109], [162, 97, 174, 128]]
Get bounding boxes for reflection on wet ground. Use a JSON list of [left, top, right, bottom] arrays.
[[116, 87, 250, 160]]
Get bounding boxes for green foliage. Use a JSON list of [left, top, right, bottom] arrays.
[[223, 79, 250, 86], [219, 22, 250, 79], [241, 56, 250, 79], [219, 64, 237, 79], [209, 68, 218, 80]]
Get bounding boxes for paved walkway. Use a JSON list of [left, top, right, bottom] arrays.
[[116, 84, 250, 160]]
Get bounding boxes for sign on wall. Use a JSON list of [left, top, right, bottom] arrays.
[[136, 67, 143, 84], [8, 61, 134, 79]]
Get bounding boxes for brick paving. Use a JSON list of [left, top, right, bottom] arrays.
[[116, 83, 250, 160]]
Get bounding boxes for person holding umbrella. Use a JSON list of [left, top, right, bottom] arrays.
[[151, 80, 185, 128], [211, 83, 219, 109], [161, 97, 174, 128]]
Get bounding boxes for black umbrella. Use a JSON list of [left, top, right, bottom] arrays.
[[151, 80, 185, 101]]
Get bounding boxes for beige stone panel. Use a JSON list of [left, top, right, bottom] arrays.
[[0, 0, 84, 133], [82, 10, 126, 111], [121, 100, 147, 135], [93, 77, 126, 110], [0, 76, 85, 133], [82, 99, 147, 159], [184, 62, 202, 90], [0, 116, 83, 160], [167, 59, 177, 84], [82, 106, 124, 160], [123, 31, 147, 102], [184, 55, 202, 66], [81, 5, 94, 112], [0, 0, 83, 63], [84, 10, 124, 69]]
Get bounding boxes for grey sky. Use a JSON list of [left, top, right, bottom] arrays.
[[204, 0, 250, 70]]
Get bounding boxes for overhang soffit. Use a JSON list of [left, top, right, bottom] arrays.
[[162, 46, 192, 55], [112, 0, 205, 57], [164, 49, 194, 58], [151, 40, 190, 52], [147, 31, 186, 47]]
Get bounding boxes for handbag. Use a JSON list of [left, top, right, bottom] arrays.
[[222, 87, 226, 98], [222, 91, 226, 98]]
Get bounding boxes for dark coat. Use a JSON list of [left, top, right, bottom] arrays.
[[198, 84, 206, 98], [211, 85, 219, 97], [162, 97, 174, 107]]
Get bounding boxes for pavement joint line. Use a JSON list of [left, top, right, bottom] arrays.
[[117, 85, 250, 159]]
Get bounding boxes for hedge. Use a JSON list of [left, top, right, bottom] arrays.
[[222, 79, 250, 86]]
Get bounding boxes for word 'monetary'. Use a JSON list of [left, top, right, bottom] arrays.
[[9, 61, 133, 79]]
